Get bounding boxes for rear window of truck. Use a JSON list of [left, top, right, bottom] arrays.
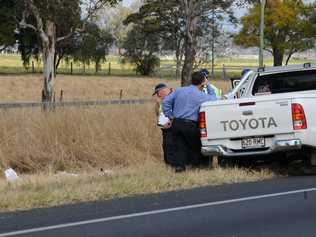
[[252, 70, 316, 95]]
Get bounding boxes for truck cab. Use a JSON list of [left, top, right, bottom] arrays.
[[199, 63, 316, 164]]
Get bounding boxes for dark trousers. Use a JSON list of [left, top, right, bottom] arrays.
[[172, 119, 204, 168], [162, 128, 174, 166]]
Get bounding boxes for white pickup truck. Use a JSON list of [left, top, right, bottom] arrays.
[[199, 63, 316, 165]]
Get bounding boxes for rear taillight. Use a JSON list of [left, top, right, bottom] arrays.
[[199, 111, 207, 138], [292, 103, 307, 130]]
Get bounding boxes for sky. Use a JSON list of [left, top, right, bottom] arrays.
[[122, 0, 133, 7]]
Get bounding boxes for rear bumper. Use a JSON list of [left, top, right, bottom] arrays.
[[201, 139, 302, 157]]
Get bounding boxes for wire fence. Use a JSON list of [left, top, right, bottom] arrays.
[[0, 55, 257, 79], [155, 64, 258, 79], [0, 98, 153, 110]]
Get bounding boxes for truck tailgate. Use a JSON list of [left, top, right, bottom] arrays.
[[202, 98, 293, 140]]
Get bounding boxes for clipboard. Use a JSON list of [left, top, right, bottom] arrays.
[[158, 112, 170, 126]]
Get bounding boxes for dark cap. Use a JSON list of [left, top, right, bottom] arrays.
[[152, 83, 167, 96], [200, 69, 209, 78]]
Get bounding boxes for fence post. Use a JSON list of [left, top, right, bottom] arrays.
[[108, 62, 111, 75], [222, 64, 226, 80], [70, 62, 73, 75], [60, 90, 64, 102], [32, 61, 35, 73], [119, 89, 123, 100], [41, 90, 44, 101]]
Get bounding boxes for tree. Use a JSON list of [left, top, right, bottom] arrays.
[[124, 1, 185, 79], [124, 0, 234, 85], [16, 27, 40, 69], [98, 5, 134, 55], [0, 0, 16, 52], [74, 22, 113, 73], [15, 22, 78, 73], [179, 0, 235, 85], [122, 20, 161, 76], [4, 0, 120, 103], [234, 0, 315, 66]]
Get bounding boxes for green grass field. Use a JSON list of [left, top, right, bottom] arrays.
[[1, 54, 313, 79]]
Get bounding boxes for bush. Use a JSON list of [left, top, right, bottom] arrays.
[[136, 55, 160, 76]]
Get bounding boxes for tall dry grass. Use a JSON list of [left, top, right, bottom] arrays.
[[0, 75, 276, 212], [0, 104, 161, 174], [0, 75, 231, 174]]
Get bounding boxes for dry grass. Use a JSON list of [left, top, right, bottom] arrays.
[[0, 75, 231, 102], [0, 103, 276, 212], [0, 161, 275, 212], [0, 105, 160, 173], [0, 75, 271, 212]]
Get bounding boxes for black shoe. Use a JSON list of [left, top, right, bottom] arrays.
[[175, 166, 186, 173]]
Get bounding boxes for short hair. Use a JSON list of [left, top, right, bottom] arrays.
[[191, 71, 205, 85]]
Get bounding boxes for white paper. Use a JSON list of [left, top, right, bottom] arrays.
[[4, 168, 20, 182], [158, 112, 170, 126]]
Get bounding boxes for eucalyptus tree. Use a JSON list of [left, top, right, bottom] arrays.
[[3, 0, 120, 102]]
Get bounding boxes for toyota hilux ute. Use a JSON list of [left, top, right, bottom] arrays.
[[199, 63, 316, 164]]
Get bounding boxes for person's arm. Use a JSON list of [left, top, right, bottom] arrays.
[[206, 84, 216, 97], [206, 91, 217, 101], [162, 91, 176, 119], [198, 91, 217, 104]]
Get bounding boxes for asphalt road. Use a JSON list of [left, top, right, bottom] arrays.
[[1, 176, 316, 237]]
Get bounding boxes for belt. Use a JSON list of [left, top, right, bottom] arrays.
[[174, 118, 198, 124]]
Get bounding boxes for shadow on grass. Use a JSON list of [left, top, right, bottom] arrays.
[[218, 155, 316, 177]]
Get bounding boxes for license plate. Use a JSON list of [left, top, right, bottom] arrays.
[[241, 137, 265, 149]]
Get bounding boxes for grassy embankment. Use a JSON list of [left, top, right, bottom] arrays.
[[0, 73, 276, 212]]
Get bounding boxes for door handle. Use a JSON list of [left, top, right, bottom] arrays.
[[242, 110, 253, 116]]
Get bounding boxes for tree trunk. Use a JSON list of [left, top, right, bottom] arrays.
[[175, 48, 181, 79], [42, 21, 56, 103], [273, 48, 284, 66], [181, 42, 196, 86], [285, 51, 295, 65], [181, 12, 199, 86], [54, 52, 64, 74]]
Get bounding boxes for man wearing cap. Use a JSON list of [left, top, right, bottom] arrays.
[[153, 83, 174, 166], [200, 69, 222, 98], [163, 72, 217, 172]]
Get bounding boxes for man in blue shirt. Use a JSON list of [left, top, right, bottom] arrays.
[[163, 71, 217, 172]]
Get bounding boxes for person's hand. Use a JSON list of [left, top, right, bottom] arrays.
[[154, 96, 162, 103], [163, 121, 172, 129]]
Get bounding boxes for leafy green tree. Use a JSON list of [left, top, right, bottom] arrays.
[[234, 0, 315, 66], [178, 0, 235, 85], [74, 22, 113, 73], [125, 0, 185, 79], [1, 0, 120, 102], [0, 0, 16, 51], [122, 20, 161, 76], [124, 0, 235, 85]]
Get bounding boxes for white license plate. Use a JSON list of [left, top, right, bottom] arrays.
[[241, 137, 265, 149]]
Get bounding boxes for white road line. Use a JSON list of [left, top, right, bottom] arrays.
[[1, 187, 316, 237]]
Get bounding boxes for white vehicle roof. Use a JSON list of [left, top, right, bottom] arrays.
[[255, 63, 316, 75]]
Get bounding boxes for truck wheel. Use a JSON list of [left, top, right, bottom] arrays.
[[309, 149, 316, 167]]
